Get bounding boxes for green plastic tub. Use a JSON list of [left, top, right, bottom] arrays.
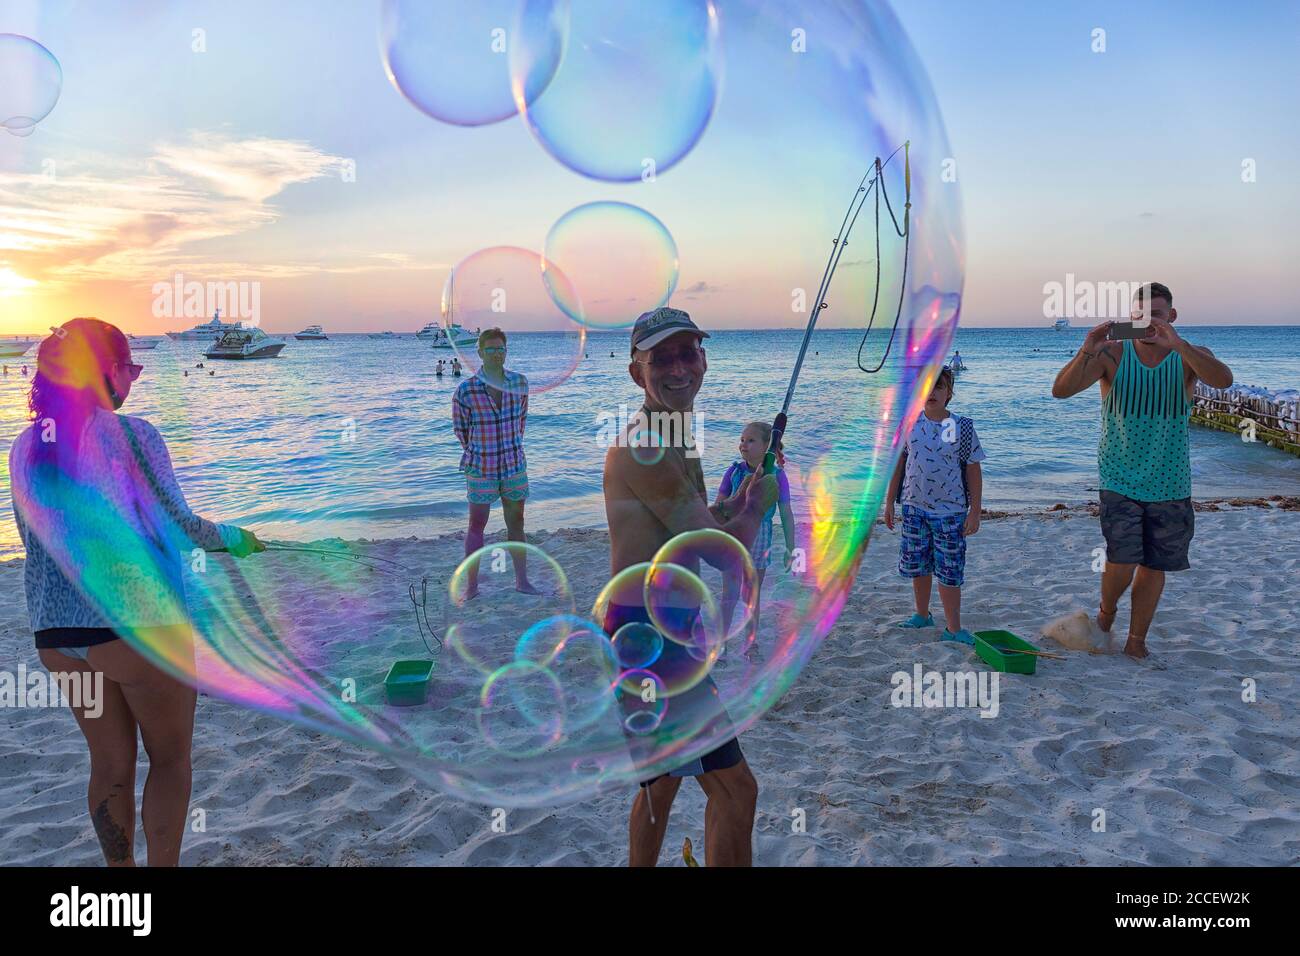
[[384, 659, 435, 706], [972, 630, 1040, 675]]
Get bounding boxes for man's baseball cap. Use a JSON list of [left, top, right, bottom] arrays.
[[629, 306, 710, 356]]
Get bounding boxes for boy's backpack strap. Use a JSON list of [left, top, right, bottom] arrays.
[[894, 448, 907, 505], [957, 415, 974, 507]]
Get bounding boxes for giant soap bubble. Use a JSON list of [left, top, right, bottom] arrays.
[[441, 245, 587, 395], [510, 0, 722, 181], [15, 0, 962, 808], [543, 201, 680, 328], [380, 0, 563, 126], [0, 34, 62, 136]]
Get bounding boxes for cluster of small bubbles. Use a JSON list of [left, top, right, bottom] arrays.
[[441, 246, 586, 395], [0, 34, 62, 136], [543, 201, 680, 329]]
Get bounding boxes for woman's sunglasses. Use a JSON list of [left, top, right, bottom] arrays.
[[116, 361, 144, 381]]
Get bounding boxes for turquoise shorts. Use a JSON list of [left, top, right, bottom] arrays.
[[465, 467, 529, 505]]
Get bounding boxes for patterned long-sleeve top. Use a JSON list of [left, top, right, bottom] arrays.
[[452, 370, 529, 478], [9, 407, 242, 630]]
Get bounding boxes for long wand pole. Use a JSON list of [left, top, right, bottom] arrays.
[[762, 141, 911, 474]]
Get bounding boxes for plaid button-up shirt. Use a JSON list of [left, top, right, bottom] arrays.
[[452, 370, 529, 478]]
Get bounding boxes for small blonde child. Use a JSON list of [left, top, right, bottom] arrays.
[[715, 421, 795, 647]]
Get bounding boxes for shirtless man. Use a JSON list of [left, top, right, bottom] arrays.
[[604, 307, 778, 866], [1051, 282, 1232, 658]]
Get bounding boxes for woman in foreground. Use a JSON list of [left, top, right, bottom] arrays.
[[9, 318, 263, 865]]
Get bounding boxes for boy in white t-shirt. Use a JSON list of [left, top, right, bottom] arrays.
[[884, 366, 986, 644]]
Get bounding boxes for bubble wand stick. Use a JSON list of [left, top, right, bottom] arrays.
[[761, 141, 912, 474]]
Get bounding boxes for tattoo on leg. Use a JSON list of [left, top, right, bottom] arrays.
[[92, 795, 132, 863]]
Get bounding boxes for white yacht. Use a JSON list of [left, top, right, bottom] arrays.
[[0, 337, 38, 358], [369, 330, 398, 340], [204, 326, 286, 360], [128, 335, 163, 350], [166, 310, 245, 341], [295, 325, 328, 340], [415, 322, 440, 340], [1052, 317, 1071, 331], [429, 323, 480, 349]]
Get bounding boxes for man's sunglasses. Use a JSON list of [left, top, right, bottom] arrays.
[[480, 346, 507, 354], [116, 362, 144, 381], [634, 346, 705, 369]]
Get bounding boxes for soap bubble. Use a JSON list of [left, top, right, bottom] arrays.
[[543, 201, 680, 329], [11, 0, 962, 809], [0, 34, 62, 135], [441, 246, 587, 395], [478, 661, 566, 756], [379, 0, 563, 127], [617, 669, 668, 735], [649, 528, 757, 651], [510, 0, 721, 181], [610, 621, 664, 670], [447, 541, 574, 675], [514, 615, 619, 732]]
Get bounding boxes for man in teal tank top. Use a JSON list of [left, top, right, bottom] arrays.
[[1052, 283, 1233, 658]]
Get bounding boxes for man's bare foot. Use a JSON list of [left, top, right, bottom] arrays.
[[463, 583, 479, 601], [1123, 634, 1148, 659], [515, 580, 542, 595], [1097, 603, 1117, 633]]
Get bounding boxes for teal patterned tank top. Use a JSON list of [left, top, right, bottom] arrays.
[[1098, 340, 1191, 502]]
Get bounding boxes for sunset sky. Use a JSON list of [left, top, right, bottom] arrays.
[[0, 0, 1296, 335]]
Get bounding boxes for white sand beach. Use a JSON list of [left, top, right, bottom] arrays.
[[1, 503, 1296, 866]]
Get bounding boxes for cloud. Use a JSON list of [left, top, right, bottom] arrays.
[[679, 280, 721, 299], [0, 131, 371, 289], [151, 133, 345, 203]]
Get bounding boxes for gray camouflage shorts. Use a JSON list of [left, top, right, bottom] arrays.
[[1098, 490, 1194, 572]]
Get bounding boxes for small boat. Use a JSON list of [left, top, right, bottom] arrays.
[[166, 310, 245, 341], [429, 323, 479, 349], [204, 326, 286, 360], [295, 325, 328, 340], [1052, 318, 1070, 331], [128, 335, 163, 351], [0, 337, 38, 358], [369, 330, 398, 340], [415, 322, 440, 340]]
